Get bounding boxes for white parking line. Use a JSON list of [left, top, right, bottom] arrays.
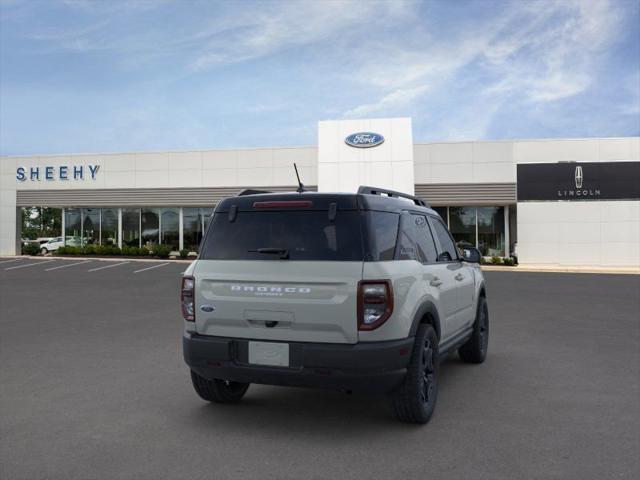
[[5, 260, 56, 270], [45, 260, 91, 271], [133, 262, 170, 273], [0, 258, 24, 265], [88, 261, 129, 272]]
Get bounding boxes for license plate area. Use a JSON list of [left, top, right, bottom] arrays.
[[248, 341, 290, 367]]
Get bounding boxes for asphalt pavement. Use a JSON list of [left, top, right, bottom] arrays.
[[0, 258, 638, 480]]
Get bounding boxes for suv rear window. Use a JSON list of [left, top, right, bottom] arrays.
[[200, 211, 364, 261]]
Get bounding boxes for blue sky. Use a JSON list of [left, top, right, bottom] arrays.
[[1, 0, 639, 155]]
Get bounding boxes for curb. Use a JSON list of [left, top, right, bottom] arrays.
[[0, 255, 194, 264], [481, 265, 640, 275]]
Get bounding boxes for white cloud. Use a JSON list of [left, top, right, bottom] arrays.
[[344, 85, 429, 118], [343, 0, 626, 135]]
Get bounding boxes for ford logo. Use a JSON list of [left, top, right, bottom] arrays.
[[200, 305, 215, 312], [345, 132, 385, 148]]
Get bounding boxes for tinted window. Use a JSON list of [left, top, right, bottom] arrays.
[[365, 211, 399, 261], [412, 214, 438, 263], [397, 220, 418, 261], [200, 211, 363, 261], [430, 217, 458, 261], [396, 214, 438, 263]]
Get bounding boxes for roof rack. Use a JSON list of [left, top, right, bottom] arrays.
[[237, 189, 272, 196], [357, 185, 430, 208]]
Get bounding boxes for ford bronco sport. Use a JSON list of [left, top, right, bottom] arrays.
[[182, 186, 488, 423]]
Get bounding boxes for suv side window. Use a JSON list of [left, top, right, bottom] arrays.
[[396, 215, 418, 261], [395, 213, 438, 263], [429, 216, 458, 262], [411, 214, 438, 263]]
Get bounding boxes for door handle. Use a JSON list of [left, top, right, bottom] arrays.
[[430, 277, 443, 287], [454, 273, 465, 281]]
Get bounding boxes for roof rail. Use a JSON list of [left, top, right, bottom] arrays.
[[237, 189, 272, 196], [357, 185, 429, 207]]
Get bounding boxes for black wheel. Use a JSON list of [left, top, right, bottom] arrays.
[[391, 324, 439, 424], [458, 296, 489, 364], [190, 370, 249, 403]]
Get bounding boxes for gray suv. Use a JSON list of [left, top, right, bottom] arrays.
[[182, 186, 488, 423]]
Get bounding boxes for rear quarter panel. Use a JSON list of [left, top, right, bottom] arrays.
[[359, 260, 443, 342]]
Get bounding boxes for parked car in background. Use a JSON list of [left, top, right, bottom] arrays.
[[40, 236, 81, 254]]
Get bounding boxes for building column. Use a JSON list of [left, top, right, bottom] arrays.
[[61, 208, 66, 244], [117, 208, 122, 249], [178, 208, 184, 251], [474, 208, 479, 249], [504, 205, 510, 257]]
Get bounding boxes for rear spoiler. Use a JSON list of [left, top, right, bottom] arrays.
[[357, 186, 429, 208]]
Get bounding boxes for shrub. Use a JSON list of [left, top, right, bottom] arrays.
[[153, 244, 171, 259], [179, 249, 189, 259], [479, 256, 486, 265], [109, 246, 122, 256], [83, 244, 96, 255], [22, 243, 41, 256], [503, 257, 515, 266], [490, 255, 503, 265]]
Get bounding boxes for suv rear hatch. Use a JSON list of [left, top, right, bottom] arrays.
[[193, 194, 364, 344]]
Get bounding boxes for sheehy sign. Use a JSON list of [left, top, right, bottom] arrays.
[[517, 162, 640, 201], [16, 165, 100, 182]]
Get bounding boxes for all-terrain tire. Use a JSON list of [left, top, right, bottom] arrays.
[[190, 370, 249, 403], [458, 296, 489, 364], [391, 324, 439, 424]]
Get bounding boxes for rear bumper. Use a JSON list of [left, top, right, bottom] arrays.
[[183, 332, 414, 393]]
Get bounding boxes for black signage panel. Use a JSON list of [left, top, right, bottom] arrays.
[[517, 161, 640, 201]]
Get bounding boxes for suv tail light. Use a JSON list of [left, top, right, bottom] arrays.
[[181, 276, 195, 322], [357, 280, 393, 331]]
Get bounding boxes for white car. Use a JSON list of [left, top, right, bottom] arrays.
[[40, 236, 80, 254]]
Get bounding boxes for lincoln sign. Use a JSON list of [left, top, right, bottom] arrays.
[[516, 161, 640, 201]]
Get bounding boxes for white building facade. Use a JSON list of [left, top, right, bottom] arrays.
[[1, 118, 638, 268]]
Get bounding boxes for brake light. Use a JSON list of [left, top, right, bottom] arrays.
[[357, 280, 393, 331], [181, 276, 195, 322], [253, 200, 313, 208]]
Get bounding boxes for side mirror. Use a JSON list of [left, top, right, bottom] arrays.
[[461, 247, 481, 263]]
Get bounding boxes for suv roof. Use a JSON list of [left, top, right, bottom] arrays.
[[215, 186, 437, 216]]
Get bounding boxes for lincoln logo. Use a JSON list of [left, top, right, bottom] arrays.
[[575, 166, 583, 188], [558, 164, 600, 198]]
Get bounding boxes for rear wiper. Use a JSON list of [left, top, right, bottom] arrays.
[[248, 247, 290, 259]]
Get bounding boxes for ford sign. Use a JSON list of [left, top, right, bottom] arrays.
[[345, 132, 385, 148]]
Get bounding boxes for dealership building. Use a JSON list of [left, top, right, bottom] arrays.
[[1, 118, 639, 268]]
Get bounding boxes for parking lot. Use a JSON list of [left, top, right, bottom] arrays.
[[0, 258, 638, 480]]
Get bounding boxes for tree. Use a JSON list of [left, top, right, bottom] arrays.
[[21, 207, 62, 239]]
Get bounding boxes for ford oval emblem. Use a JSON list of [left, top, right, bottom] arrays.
[[345, 132, 385, 148], [200, 305, 215, 312]]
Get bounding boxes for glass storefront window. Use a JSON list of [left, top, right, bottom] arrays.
[[82, 208, 100, 245], [183, 207, 203, 252], [477, 207, 504, 256], [202, 208, 214, 231], [141, 208, 159, 247], [64, 208, 82, 246], [122, 208, 140, 247], [101, 208, 118, 246], [449, 207, 476, 248], [432, 207, 447, 225], [160, 208, 179, 250]]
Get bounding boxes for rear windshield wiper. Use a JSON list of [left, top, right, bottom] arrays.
[[248, 247, 290, 259]]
